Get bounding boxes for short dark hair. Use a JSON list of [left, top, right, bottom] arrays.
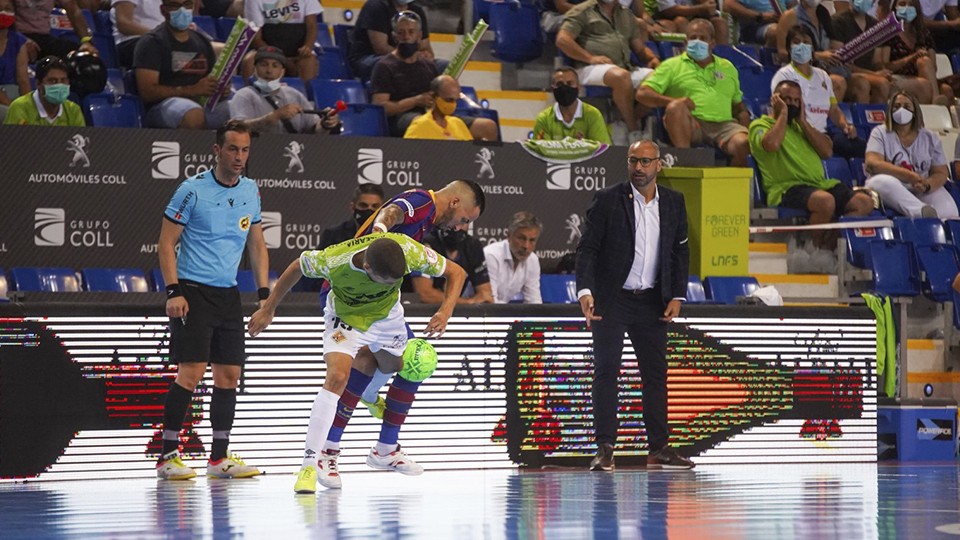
[[36, 56, 68, 82], [553, 66, 579, 82], [353, 184, 385, 203], [392, 10, 421, 32], [457, 179, 486, 216], [216, 119, 250, 146], [773, 79, 802, 95], [785, 25, 818, 52], [365, 238, 407, 281]]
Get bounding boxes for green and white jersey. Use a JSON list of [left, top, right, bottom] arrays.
[[299, 232, 446, 331]]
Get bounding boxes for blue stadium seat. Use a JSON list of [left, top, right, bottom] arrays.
[[739, 67, 775, 103], [80, 9, 95, 32], [474, 0, 494, 29], [686, 275, 708, 303], [945, 218, 960, 245], [943, 180, 960, 211], [93, 10, 111, 34], [315, 22, 334, 48], [81, 268, 149, 292], [659, 41, 684, 59], [332, 23, 353, 50], [216, 17, 237, 41], [192, 15, 218, 40], [848, 157, 867, 186], [914, 244, 960, 302], [490, 2, 543, 63], [840, 215, 894, 269], [893, 217, 947, 246], [752, 157, 809, 219], [869, 240, 921, 296], [339, 103, 389, 136], [852, 104, 886, 129], [231, 74, 247, 93], [540, 274, 577, 303], [10, 267, 80, 292], [457, 107, 501, 141], [703, 276, 760, 305], [92, 32, 118, 69], [310, 78, 367, 107], [836, 102, 854, 125], [713, 44, 762, 69], [317, 46, 352, 79], [106, 68, 125, 95], [237, 270, 280, 291], [280, 77, 307, 97], [151, 269, 165, 292], [83, 94, 143, 127], [758, 46, 779, 68], [823, 157, 854, 188]]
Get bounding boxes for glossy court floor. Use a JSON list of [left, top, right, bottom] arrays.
[[3, 463, 960, 539]]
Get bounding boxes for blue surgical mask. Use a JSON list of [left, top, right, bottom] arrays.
[[43, 83, 70, 105], [852, 0, 874, 13], [169, 7, 193, 30], [895, 5, 917, 22], [790, 43, 813, 65], [686, 39, 710, 61], [253, 77, 281, 93]]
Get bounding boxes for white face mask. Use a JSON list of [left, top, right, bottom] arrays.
[[253, 77, 282, 93], [892, 107, 914, 125]]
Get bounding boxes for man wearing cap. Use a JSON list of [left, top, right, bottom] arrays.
[[231, 45, 342, 134]]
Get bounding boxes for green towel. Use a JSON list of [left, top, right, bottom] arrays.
[[862, 293, 897, 398]]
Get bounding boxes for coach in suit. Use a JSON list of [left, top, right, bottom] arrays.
[[575, 139, 695, 471]]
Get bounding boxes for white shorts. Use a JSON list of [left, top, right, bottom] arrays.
[[577, 65, 654, 88], [323, 294, 408, 358]]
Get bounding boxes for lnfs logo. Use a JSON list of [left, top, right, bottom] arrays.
[[284, 141, 305, 173], [66, 134, 91, 168], [261, 212, 282, 249], [152, 141, 181, 179], [35, 208, 66, 246], [357, 148, 383, 184]]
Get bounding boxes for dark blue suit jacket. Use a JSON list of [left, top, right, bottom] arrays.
[[575, 181, 690, 311]]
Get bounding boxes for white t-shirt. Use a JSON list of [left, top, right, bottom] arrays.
[[111, 0, 165, 45], [483, 239, 542, 304], [866, 125, 947, 178], [244, 0, 323, 27], [770, 63, 836, 133], [920, 0, 957, 18]]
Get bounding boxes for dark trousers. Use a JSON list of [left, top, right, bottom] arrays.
[[591, 288, 669, 451]]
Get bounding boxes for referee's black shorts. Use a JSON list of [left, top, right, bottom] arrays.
[[169, 280, 245, 366]]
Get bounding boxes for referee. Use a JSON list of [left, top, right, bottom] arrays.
[[156, 120, 270, 480]]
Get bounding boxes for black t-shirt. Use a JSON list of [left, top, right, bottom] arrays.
[[830, 11, 880, 71], [348, 0, 430, 63], [370, 53, 439, 102], [423, 232, 489, 295], [133, 25, 215, 104]]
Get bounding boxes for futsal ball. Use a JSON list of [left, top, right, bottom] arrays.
[[400, 338, 438, 382]]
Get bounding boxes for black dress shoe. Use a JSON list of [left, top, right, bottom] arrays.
[[590, 443, 615, 471], [647, 446, 695, 470]]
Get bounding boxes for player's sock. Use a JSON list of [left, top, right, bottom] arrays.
[[210, 386, 237, 461], [361, 368, 392, 403], [302, 389, 340, 469], [324, 369, 373, 448], [378, 374, 421, 447], [161, 382, 193, 457]]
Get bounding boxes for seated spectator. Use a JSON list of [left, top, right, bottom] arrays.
[[534, 66, 611, 143], [0, 0, 31, 121], [916, 0, 960, 52], [830, 0, 893, 104], [723, 0, 778, 47], [133, 0, 230, 129], [242, 0, 320, 83], [865, 91, 958, 218], [882, 0, 952, 104], [13, 0, 97, 60], [645, 0, 729, 44], [3, 55, 84, 125], [231, 46, 341, 134], [112, 0, 165, 69], [749, 80, 873, 254], [404, 74, 474, 141], [412, 228, 493, 304], [371, 11, 497, 140], [772, 25, 866, 159], [556, 0, 661, 144], [349, 0, 439, 81], [484, 211, 543, 304], [636, 19, 750, 166]]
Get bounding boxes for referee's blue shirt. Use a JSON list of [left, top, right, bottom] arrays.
[[163, 169, 262, 288]]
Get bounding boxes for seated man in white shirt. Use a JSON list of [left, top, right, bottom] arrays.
[[483, 211, 543, 304]]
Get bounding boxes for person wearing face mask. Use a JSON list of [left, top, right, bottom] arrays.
[[4, 55, 84, 126], [133, 0, 231, 129], [749, 80, 873, 262], [0, 0, 30, 122], [637, 19, 751, 166], [348, 0, 439, 81], [864, 91, 958, 218], [830, 0, 894, 104], [371, 12, 498, 140], [403, 74, 473, 140], [413, 227, 493, 304], [881, 0, 952, 104], [772, 25, 867, 159], [534, 67, 612, 143], [231, 46, 342, 135]]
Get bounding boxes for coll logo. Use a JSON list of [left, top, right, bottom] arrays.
[[152, 141, 181, 180], [35, 208, 66, 246], [357, 148, 383, 185], [67, 134, 91, 168], [261, 211, 282, 249], [475, 148, 495, 180], [546, 163, 571, 190], [565, 214, 583, 245], [284, 141, 305, 173]]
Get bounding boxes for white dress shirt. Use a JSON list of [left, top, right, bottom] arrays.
[[622, 183, 660, 291], [483, 239, 542, 303]]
